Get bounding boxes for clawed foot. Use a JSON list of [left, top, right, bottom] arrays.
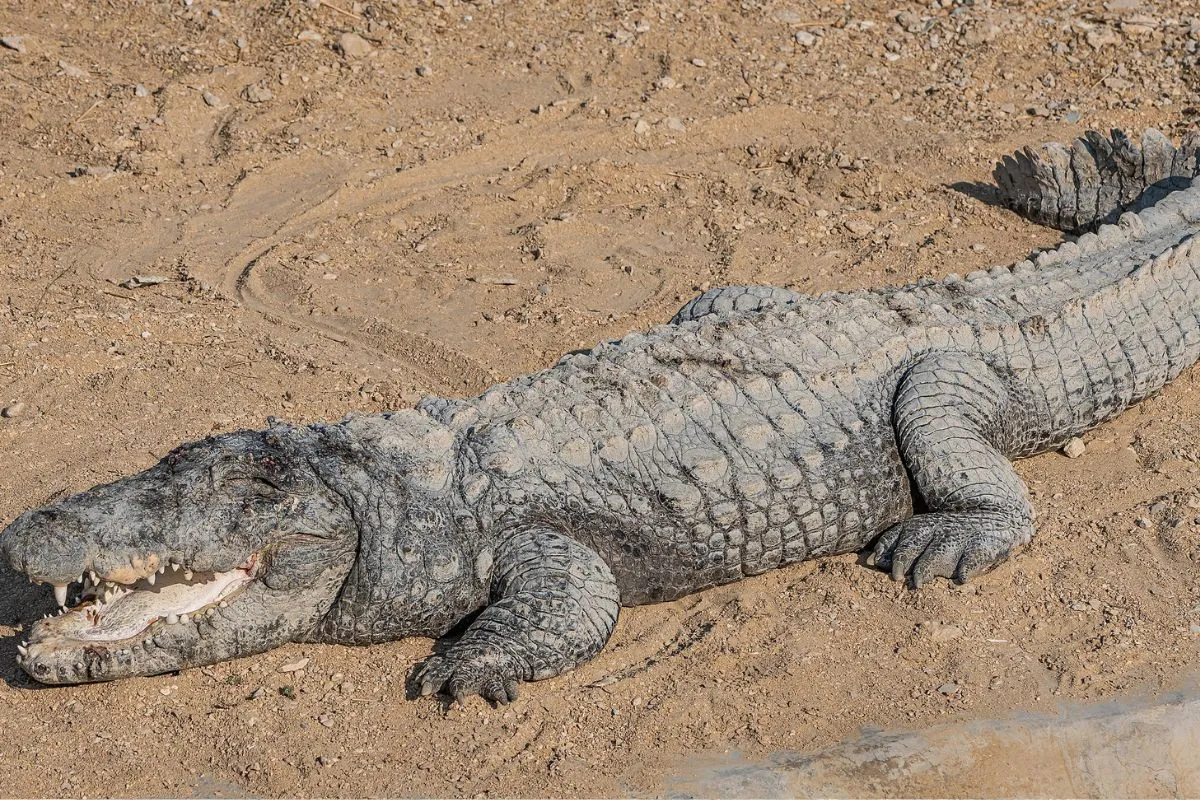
[[415, 647, 524, 705], [871, 511, 1030, 588]]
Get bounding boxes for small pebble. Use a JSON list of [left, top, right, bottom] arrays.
[[297, 30, 323, 43], [416, 65, 431, 77], [134, 84, 150, 97], [71, 165, 115, 178], [338, 32, 373, 59], [1061, 438, 1086, 459], [58, 60, 86, 79], [2, 402, 24, 418], [202, 91, 223, 107], [843, 219, 874, 238], [930, 624, 963, 643], [280, 657, 310, 673], [119, 275, 170, 289], [937, 682, 960, 696], [794, 30, 816, 47], [1, 35, 26, 53], [243, 84, 273, 103]]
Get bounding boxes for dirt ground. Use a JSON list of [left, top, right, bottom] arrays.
[[1, 0, 1199, 796]]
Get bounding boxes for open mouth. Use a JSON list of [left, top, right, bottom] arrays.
[[17, 553, 260, 657]]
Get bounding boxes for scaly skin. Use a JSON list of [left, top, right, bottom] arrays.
[[4, 129, 1200, 702]]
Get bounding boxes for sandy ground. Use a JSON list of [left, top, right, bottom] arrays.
[[0, 0, 1199, 796]]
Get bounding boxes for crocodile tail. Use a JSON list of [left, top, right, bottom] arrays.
[[993, 128, 1200, 233]]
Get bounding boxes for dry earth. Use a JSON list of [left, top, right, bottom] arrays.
[[1, 0, 1199, 796]]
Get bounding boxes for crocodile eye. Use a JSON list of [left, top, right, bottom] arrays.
[[224, 472, 284, 496]]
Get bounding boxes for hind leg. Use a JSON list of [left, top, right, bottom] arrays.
[[873, 354, 1037, 587]]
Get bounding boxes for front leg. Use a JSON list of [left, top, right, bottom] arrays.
[[415, 528, 620, 704]]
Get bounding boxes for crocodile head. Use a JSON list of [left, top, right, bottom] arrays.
[[0, 424, 357, 683]]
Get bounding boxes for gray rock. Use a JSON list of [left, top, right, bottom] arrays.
[[338, 32, 373, 58], [243, 84, 273, 104], [1062, 438, 1086, 458]]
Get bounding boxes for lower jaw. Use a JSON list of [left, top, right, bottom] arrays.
[[19, 601, 317, 685], [20, 593, 253, 684], [22, 632, 177, 684]]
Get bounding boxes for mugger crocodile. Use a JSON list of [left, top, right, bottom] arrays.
[[3, 129, 1199, 702]]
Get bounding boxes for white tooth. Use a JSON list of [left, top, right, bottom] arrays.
[[88, 570, 97, 583], [184, 570, 193, 581], [146, 572, 156, 586], [219, 601, 228, 608], [180, 613, 190, 623], [166, 613, 179, 625], [53, 584, 68, 607], [17, 645, 27, 656], [171, 563, 180, 572]]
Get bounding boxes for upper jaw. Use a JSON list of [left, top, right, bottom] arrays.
[[20, 549, 252, 614]]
